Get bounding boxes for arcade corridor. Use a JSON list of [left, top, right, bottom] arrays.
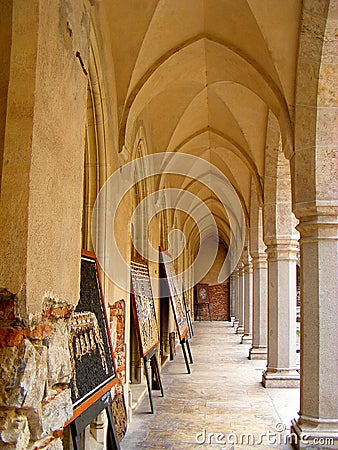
[[121, 322, 299, 449], [0, 1, 336, 448]]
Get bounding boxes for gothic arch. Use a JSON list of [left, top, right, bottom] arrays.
[[82, 35, 110, 252]]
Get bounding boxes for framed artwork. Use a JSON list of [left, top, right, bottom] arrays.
[[68, 251, 118, 419], [160, 250, 188, 341], [196, 283, 209, 303], [130, 258, 160, 358]]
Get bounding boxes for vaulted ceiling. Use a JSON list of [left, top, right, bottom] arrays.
[[94, 0, 302, 254]]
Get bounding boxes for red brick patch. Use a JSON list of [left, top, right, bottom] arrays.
[[44, 307, 73, 319], [0, 321, 55, 348], [0, 328, 25, 347], [195, 282, 230, 321]]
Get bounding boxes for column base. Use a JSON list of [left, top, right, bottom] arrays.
[[262, 369, 299, 388], [241, 334, 252, 344], [249, 346, 267, 360], [233, 320, 239, 328], [291, 417, 338, 449], [236, 325, 244, 334]]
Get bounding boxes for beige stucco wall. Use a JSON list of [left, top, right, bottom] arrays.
[[0, 0, 90, 321]]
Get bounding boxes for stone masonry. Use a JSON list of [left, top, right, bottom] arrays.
[[0, 289, 74, 449], [109, 300, 127, 442]]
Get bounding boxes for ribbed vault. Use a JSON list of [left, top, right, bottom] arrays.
[[96, 0, 302, 255]]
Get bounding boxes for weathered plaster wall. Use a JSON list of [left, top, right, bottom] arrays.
[[0, 0, 12, 185], [0, 0, 89, 320], [0, 1, 91, 448]]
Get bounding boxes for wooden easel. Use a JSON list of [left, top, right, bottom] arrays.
[[130, 258, 164, 413], [70, 392, 120, 450], [160, 249, 194, 374], [182, 286, 194, 338], [180, 334, 194, 374], [143, 346, 165, 413]]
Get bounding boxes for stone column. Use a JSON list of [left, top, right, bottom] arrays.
[[290, 0, 338, 445], [249, 251, 268, 359], [241, 254, 253, 344], [291, 213, 338, 446], [262, 239, 299, 387], [236, 263, 245, 335], [229, 273, 236, 322], [232, 269, 239, 328]]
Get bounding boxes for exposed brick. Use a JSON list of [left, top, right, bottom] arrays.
[[109, 300, 127, 440], [0, 323, 55, 349], [195, 282, 230, 321], [0, 328, 25, 348], [26, 323, 54, 341], [111, 392, 127, 442], [44, 308, 73, 320]]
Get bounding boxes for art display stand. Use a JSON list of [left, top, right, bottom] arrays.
[[70, 392, 120, 450], [180, 334, 194, 374], [130, 259, 164, 413], [143, 346, 165, 413], [67, 251, 120, 449], [160, 249, 194, 374], [182, 287, 194, 338]]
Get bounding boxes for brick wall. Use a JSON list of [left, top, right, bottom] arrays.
[[109, 300, 126, 388], [109, 300, 127, 441], [195, 282, 230, 321]]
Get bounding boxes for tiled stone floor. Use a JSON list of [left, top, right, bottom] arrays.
[[121, 322, 299, 449]]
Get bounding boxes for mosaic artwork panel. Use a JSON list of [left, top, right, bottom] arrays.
[[130, 259, 160, 357], [160, 250, 188, 340], [69, 254, 116, 408]]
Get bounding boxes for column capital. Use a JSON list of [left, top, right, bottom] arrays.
[[243, 260, 253, 274], [296, 211, 338, 243], [265, 238, 299, 261], [232, 267, 240, 279], [294, 203, 338, 223], [242, 249, 252, 268], [251, 252, 267, 267], [238, 263, 245, 274]]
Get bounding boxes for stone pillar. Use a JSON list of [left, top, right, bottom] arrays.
[[291, 213, 338, 446], [229, 273, 236, 322], [236, 264, 244, 335], [0, 0, 88, 316], [241, 254, 253, 344], [232, 269, 239, 328], [249, 251, 268, 359], [290, 0, 338, 444], [0, 2, 89, 449], [262, 239, 299, 387]]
